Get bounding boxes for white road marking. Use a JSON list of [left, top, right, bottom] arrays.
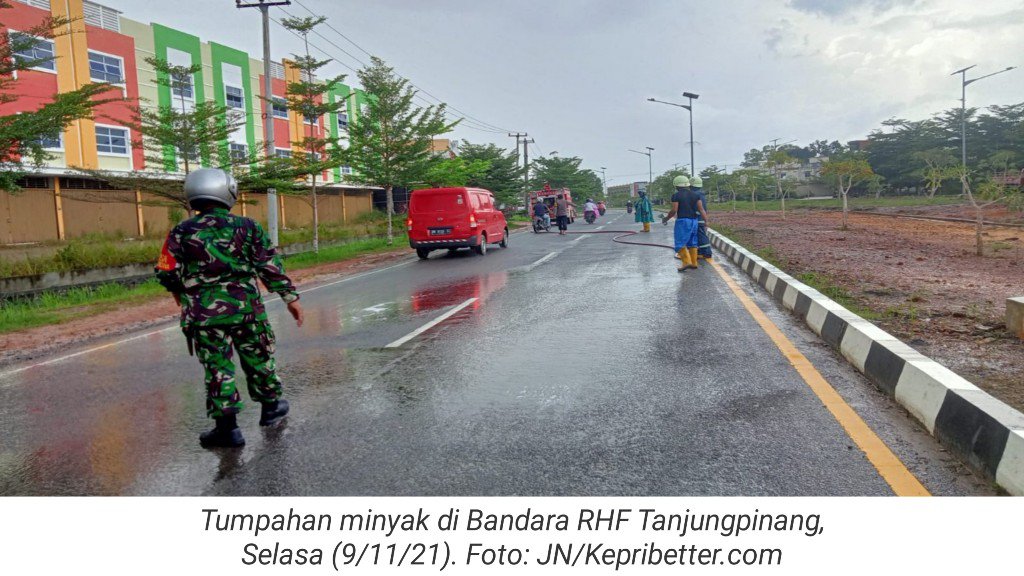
[[384, 297, 479, 348], [0, 257, 420, 380], [520, 252, 557, 272], [362, 303, 392, 313]]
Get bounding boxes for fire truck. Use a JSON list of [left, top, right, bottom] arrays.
[[526, 183, 577, 223]]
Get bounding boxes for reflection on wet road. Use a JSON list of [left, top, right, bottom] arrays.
[[0, 213, 992, 495]]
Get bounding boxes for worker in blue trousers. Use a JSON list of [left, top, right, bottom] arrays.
[[661, 175, 709, 272], [689, 176, 713, 260]]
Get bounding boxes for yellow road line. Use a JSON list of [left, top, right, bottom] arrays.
[[708, 260, 931, 497]]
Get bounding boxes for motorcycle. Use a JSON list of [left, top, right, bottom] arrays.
[[584, 210, 597, 224], [598, 203, 606, 216], [626, 203, 634, 214], [533, 215, 551, 233]]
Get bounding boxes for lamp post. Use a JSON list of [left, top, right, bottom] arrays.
[[951, 64, 1016, 194], [599, 166, 607, 197], [628, 147, 654, 196], [648, 92, 698, 177]]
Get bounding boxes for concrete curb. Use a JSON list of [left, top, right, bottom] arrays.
[[709, 229, 1024, 495]]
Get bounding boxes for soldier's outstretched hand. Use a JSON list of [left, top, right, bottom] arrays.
[[288, 301, 305, 327]]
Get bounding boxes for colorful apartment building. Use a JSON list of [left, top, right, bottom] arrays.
[[0, 0, 376, 244]]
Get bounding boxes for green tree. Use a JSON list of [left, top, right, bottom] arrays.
[[280, 15, 347, 253], [459, 141, 520, 206], [345, 57, 454, 244], [0, 1, 116, 191], [423, 156, 490, 188], [648, 167, 690, 203], [821, 155, 874, 230], [80, 57, 246, 210], [529, 155, 602, 199], [913, 148, 957, 199], [958, 167, 1022, 256], [766, 149, 796, 218]]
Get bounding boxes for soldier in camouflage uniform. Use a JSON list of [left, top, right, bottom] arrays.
[[155, 168, 304, 448]]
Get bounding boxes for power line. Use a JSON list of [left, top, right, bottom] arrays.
[[268, 16, 508, 135], [285, 0, 516, 135]]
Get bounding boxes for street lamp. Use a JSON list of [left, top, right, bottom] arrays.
[[599, 166, 607, 197], [648, 92, 699, 177], [951, 64, 1016, 194], [628, 147, 654, 195]]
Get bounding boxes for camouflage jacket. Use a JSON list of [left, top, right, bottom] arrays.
[[155, 208, 299, 328]]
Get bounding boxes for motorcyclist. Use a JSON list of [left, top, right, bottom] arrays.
[[583, 198, 599, 223], [533, 198, 551, 229], [626, 200, 634, 214], [597, 200, 606, 215]]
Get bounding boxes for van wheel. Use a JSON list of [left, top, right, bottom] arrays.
[[499, 228, 509, 248], [473, 235, 487, 255], [416, 248, 431, 260]]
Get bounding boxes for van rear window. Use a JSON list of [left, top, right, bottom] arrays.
[[411, 193, 466, 213]]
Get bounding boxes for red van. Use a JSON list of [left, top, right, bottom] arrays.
[[407, 187, 509, 259]]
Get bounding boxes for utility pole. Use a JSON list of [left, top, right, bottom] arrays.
[[523, 137, 534, 199], [236, 0, 291, 247], [599, 166, 607, 197], [509, 132, 530, 210]]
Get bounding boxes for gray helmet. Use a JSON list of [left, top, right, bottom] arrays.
[[185, 168, 238, 209]]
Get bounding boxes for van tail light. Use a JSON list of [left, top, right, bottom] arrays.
[[406, 217, 413, 231], [469, 214, 478, 228]]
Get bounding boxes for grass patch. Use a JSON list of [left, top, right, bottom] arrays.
[[0, 280, 167, 334], [285, 235, 406, 270], [0, 234, 408, 335], [0, 216, 394, 279], [796, 271, 882, 320]]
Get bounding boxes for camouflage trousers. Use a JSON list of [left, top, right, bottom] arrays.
[[191, 322, 283, 418]]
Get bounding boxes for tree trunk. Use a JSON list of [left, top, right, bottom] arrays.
[[976, 205, 984, 257], [386, 185, 394, 245], [841, 189, 849, 230], [781, 195, 786, 220], [311, 175, 319, 254]]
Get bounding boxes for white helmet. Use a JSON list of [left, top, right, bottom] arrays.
[[185, 168, 238, 209], [690, 176, 703, 188]]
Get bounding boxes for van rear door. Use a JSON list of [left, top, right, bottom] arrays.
[[410, 190, 468, 238]]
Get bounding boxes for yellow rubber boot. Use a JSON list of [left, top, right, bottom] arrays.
[[643, 222, 651, 233], [676, 249, 688, 271], [688, 247, 699, 269]]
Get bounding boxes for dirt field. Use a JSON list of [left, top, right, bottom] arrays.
[[714, 205, 1024, 412], [0, 248, 412, 366]]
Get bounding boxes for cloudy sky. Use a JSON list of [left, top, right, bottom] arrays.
[[116, 0, 1022, 186]]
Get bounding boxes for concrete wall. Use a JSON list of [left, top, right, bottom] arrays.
[[0, 189, 60, 244], [0, 188, 376, 245]]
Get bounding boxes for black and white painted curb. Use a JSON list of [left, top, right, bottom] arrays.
[[709, 229, 1024, 495]]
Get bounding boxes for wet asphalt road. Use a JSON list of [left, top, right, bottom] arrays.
[[0, 211, 994, 495]]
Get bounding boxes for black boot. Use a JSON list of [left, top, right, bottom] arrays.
[[259, 399, 290, 426], [199, 414, 245, 448]]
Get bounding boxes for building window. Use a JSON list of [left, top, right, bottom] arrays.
[[274, 148, 292, 158], [88, 51, 124, 84], [34, 131, 62, 150], [15, 1, 54, 10], [82, 1, 121, 33], [804, 171, 812, 178], [271, 97, 288, 118], [303, 113, 318, 125], [96, 126, 129, 155], [337, 112, 348, 131], [229, 142, 247, 162], [225, 85, 244, 109], [17, 176, 50, 189], [171, 72, 193, 100], [10, 32, 55, 71], [341, 165, 352, 175]]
